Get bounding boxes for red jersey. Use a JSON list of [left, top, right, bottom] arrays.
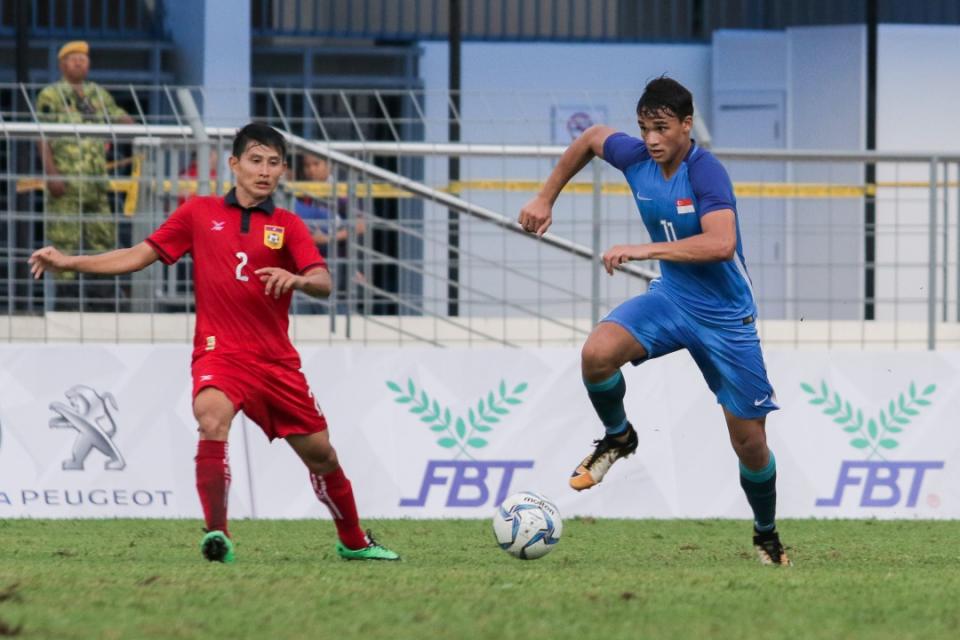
[[146, 189, 327, 363]]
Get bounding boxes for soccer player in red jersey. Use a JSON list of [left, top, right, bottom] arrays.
[[29, 123, 399, 563]]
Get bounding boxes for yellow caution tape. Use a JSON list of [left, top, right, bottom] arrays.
[[15, 177, 960, 208]]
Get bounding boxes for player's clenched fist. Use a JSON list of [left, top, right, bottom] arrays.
[[518, 196, 553, 236], [29, 246, 71, 279], [255, 267, 301, 298]]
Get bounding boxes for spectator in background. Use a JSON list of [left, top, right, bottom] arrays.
[[293, 152, 366, 312], [179, 148, 220, 206], [36, 40, 134, 310]]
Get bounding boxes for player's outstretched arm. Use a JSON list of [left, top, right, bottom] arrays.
[[29, 242, 160, 279], [256, 266, 332, 299], [519, 124, 617, 236]]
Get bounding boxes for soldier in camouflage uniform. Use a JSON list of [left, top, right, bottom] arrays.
[[36, 41, 132, 309]]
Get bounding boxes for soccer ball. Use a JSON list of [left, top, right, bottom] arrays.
[[492, 491, 562, 560]]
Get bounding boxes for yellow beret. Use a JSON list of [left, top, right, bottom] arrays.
[[57, 41, 89, 60]]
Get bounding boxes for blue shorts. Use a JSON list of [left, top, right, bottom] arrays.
[[602, 288, 778, 419]]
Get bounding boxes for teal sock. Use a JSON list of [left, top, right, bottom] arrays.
[[584, 371, 628, 436], [739, 450, 777, 532]]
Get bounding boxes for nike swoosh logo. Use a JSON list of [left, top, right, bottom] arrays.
[[753, 395, 769, 406], [635, 193, 653, 201]]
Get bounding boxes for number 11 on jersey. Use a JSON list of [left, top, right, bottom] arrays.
[[660, 220, 678, 242]]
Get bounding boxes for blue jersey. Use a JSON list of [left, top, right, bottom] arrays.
[[602, 132, 756, 324], [294, 197, 341, 235]]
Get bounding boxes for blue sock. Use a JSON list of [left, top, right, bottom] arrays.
[[739, 450, 777, 532], [584, 371, 628, 436]]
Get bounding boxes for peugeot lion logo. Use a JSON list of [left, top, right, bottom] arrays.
[[49, 385, 126, 471]]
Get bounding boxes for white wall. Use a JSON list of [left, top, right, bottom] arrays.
[[411, 29, 957, 325], [164, 0, 251, 126], [421, 41, 712, 144], [712, 30, 786, 93], [418, 42, 711, 318], [877, 25, 960, 152], [875, 25, 960, 323], [711, 31, 790, 319], [787, 25, 866, 321]]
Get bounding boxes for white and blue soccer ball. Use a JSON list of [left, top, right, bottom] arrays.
[[493, 491, 562, 560]]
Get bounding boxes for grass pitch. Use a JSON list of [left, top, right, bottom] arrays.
[[1, 518, 959, 639]]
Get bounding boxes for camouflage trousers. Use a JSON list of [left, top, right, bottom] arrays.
[[45, 182, 116, 282]]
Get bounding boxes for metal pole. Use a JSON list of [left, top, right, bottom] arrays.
[[175, 89, 211, 196], [14, 1, 29, 83], [14, 0, 31, 313], [362, 152, 374, 318], [5, 137, 13, 317], [328, 164, 338, 334], [345, 166, 357, 339], [447, 0, 461, 317], [864, 0, 878, 320], [240, 414, 257, 520], [928, 158, 938, 350], [166, 149, 180, 301], [591, 159, 602, 326], [942, 160, 949, 322]]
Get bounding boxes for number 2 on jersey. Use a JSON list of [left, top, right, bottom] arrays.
[[235, 251, 249, 282], [660, 220, 678, 242]]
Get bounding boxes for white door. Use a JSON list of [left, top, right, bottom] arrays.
[[712, 91, 786, 319]]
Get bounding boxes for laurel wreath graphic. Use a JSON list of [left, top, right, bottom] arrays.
[[801, 380, 936, 458], [386, 379, 528, 459]]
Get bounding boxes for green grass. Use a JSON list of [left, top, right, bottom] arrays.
[[1, 519, 959, 639]]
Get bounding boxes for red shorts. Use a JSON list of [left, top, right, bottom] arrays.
[[192, 354, 328, 440]]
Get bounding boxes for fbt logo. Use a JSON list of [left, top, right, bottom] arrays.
[[400, 460, 533, 508], [816, 461, 944, 508], [803, 379, 944, 509], [387, 378, 532, 509]]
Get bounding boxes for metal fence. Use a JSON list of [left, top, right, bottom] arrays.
[[0, 0, 165, 39], [2, 85, 959, 349], [5, 0, 960, 44], [251, 0, 960, 42]]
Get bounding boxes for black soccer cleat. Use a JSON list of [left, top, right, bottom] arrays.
[[569, 422, 639, 491], [752, 528, 791, 566]]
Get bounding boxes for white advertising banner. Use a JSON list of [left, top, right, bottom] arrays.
[[1, 345, 958, 520]]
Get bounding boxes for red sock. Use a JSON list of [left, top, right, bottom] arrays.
[[195, 440, 231, 537], [310, 466, 367, 550]]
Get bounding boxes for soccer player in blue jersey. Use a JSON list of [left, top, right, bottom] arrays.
[[519, 77, 789, 565]]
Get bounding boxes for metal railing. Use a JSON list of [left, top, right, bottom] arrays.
[[5, 0, 960, 44], [3, 84, 960, 349], [1, 118, 657, 346], [0, 84, 711, 142], [250, 0, 960, 42], [0, 0, 165, 39], [253, 0, 625, 41]]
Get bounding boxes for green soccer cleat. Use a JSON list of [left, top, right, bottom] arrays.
[[200, 530, 235, 564], [336, 530, 401, 561]]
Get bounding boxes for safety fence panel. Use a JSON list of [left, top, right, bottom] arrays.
[[3, 102, 960, 348]]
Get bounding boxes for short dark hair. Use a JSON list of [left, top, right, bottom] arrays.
[[636, 76, 694, 121], [232, 122, 287, 159]]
